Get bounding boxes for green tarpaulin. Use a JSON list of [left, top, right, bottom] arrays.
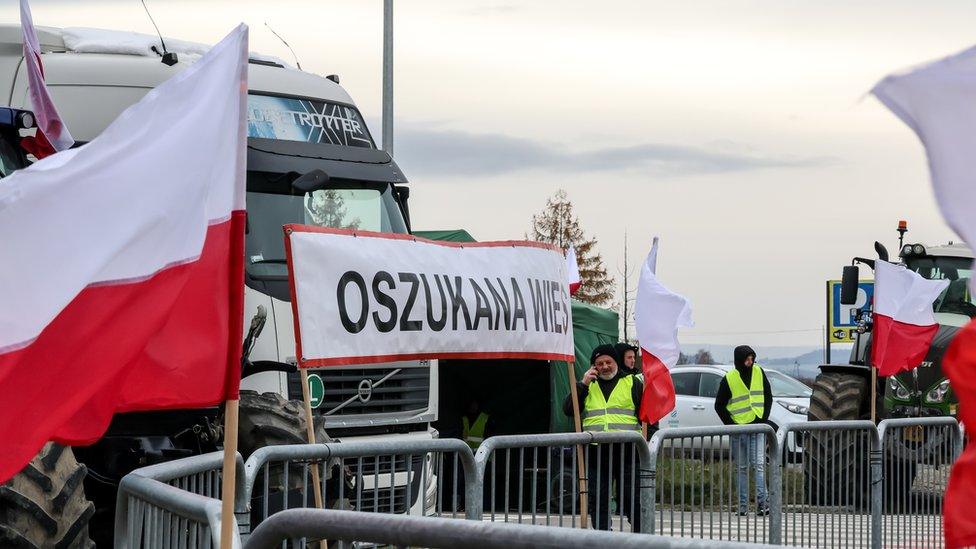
[[416, 229, 619, 432], [413, 229, 477, 243]]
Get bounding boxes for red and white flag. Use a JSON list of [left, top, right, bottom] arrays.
[[634, 237, 693, 424], [873, 46, 976, 548], [871, 261, 948, 377], [566, 245, 581, 296], [19, 0, 73, 157], [0, 25, 248, 483]]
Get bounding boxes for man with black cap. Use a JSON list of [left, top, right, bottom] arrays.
[[563, 344, 643, 531], [713, 345, 773, 516]]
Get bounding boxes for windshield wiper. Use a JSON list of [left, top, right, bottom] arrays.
[[250, 258, 288, 265]]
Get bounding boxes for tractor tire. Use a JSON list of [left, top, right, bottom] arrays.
[[804, 372, 870, 508], [238, 390, 330, 459], [0, 443, 94, 549], [237, 391, 347, 527]]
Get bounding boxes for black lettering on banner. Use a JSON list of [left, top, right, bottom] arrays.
[[484, 277, 511, 330], [511, 278, 528, 331], [421, 274, 447, 331], [371, 271, 397, 333], [337, 271, 369, 334], [445, 275, 473, 330], [470, 278, 494, 330], [550, 279, 562, 334], [560, 283, 570, 333], [398, 272, 423, 331], [530, 278, 550, 332]]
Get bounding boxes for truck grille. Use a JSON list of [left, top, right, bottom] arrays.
[[288, 365, 430, 416]]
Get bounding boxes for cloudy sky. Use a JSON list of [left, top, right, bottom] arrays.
[[11, 0, 976, 350]]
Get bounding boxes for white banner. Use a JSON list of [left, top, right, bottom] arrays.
[[284, 225, 575, 367]]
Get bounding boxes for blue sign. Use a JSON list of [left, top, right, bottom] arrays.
[[827, 280, 874, 342]]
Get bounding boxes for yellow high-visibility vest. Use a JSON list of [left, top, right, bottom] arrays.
[[581, 376, 639, 432], [462, 412, 489, 449], [725, 366, 766, 424]]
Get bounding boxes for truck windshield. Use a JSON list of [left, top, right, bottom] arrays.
[[906, 256, 976, 317], [245, 173, 407, 279]]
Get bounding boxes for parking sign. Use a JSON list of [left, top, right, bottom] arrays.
[[826, 280, 874, 343]]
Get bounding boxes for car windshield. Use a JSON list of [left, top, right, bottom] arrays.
[[245, 172, 407, 279], [906, 256, 976, 317], [766, 371, 812, 398]]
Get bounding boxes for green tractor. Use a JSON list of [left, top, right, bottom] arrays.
[[805, 222, 971, 508]]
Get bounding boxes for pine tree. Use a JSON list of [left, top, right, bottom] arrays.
[[528, 189, 615, 306]]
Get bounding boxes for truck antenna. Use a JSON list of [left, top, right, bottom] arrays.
[[141, 0, 177, 66], [264, 22, 303, 71]]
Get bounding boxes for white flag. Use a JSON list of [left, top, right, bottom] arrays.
[[872, 47, 976, 293], [20, 0, 73, 155], [566, 245, 581, 295]]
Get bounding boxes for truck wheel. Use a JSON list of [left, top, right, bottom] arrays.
[[0, 443, 94, 549], [804, 372, 870, 508]]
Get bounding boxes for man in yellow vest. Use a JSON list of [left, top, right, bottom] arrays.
[[563, 344, 643, 531], [713, 345, 773, 516], [461, 399, 490, 451]]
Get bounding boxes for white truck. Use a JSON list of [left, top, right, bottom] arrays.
[[0, 25, 437, 547]]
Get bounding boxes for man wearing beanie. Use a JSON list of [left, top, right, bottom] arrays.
[[713, 345, 773, 517], [562, 343, 643, 531]]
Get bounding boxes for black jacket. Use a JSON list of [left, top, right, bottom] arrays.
[[563, 371, 643, 418], [713, 345, 773, 425]]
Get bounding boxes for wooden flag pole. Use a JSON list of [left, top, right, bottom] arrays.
[[219, 398, 239, 549], [871, 367, 877, 423], [300, 368, 325, 509], [566, 362, 589, 529]]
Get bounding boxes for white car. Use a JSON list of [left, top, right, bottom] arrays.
[[665, 364, 811, 454]]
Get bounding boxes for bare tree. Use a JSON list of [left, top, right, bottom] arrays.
[[692, 349, 717, 365], [529, 189, 615, 306]]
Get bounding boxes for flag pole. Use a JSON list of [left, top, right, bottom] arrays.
[[566, 362, 589, 528], [300, 369, 325, 509], [871, 367, 877, 423], [219, 398, 239, 549]]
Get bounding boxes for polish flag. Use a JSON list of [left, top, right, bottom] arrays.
[[0, 25, 249, 483], [873, 45, 976, 548], [871, 261, 948, 377], [634, 237, 694, 424], [19, 0, 73, 157], [566, 245, 581, 296]]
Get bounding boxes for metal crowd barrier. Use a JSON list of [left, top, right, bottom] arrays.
[[469, 431, 652, 533], [114, 450, 243, 549], [115, 417, 963, 548], [878, 417, 962, 549], [774, 420, 877, 548], [237, 438, 476, 537], [648, 424, 778, 545], [244, 508, 784, 549]]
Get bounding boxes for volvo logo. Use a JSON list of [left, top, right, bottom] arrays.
[[357, 379, 373, 402]]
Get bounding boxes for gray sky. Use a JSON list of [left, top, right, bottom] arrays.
[[11, 0, 976, 349]]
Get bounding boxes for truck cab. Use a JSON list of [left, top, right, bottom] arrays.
[[0, 25, 438, 537]]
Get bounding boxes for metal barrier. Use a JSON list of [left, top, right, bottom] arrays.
[[648, 424, 778, 545], [878, 417, 962, 549], [114, 451, 243, 549], [238, 438, 476, 537], [774, 420, 877, 548], [470, 431, 652, 533], [114, 417, 962, 547], [244, 508, 785, 548]]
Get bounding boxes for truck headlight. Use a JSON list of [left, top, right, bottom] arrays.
[[889, 376, 911, 401], [777, 401, 808, 415], [925, 379, 951, 404]]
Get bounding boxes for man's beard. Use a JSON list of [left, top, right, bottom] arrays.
[[598, 371, 616, 380]]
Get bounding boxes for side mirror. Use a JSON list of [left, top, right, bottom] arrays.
[[841, 265, 860, 305], [874, 241, 890, 262], [291, 169, 330, 193]]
